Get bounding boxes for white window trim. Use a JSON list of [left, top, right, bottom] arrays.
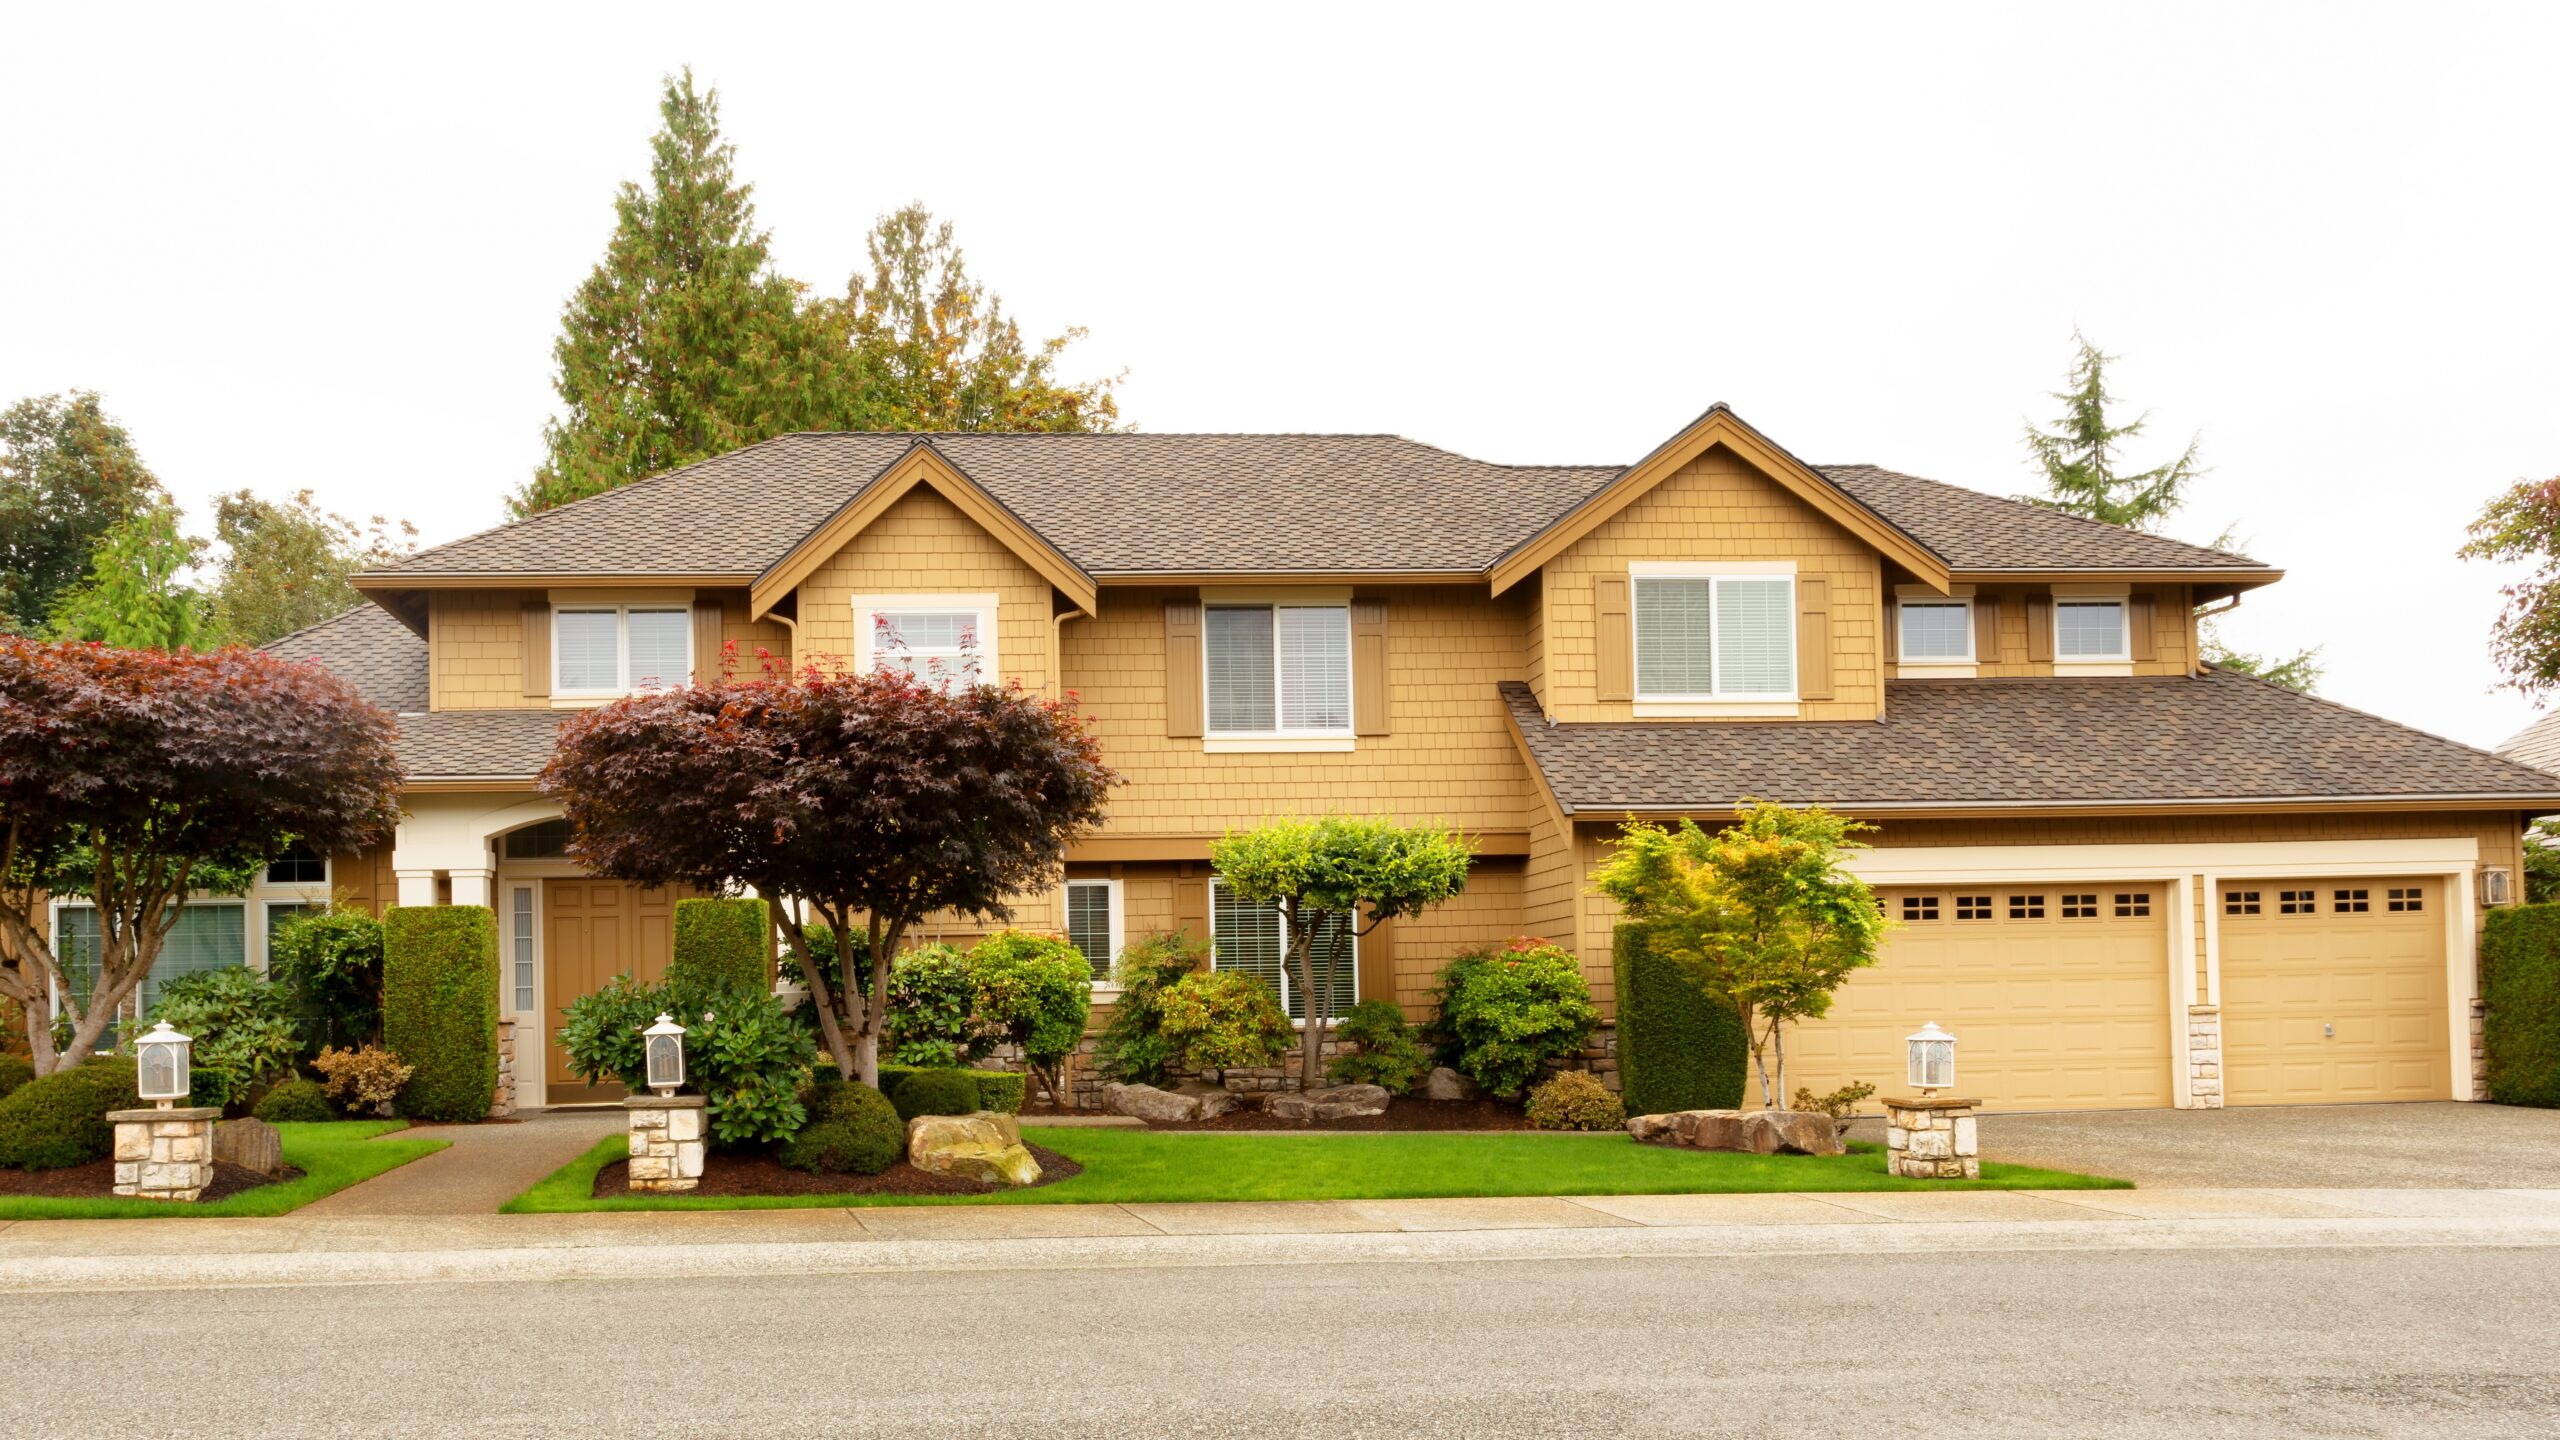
[[1628, 562, 1799, 704], [1208, 877, 1357, 1026], [552, 603, 694, 700], [2052, 596, 2133, 664], [1202, 601, 1356, 743], [851, 592, 1000, 691], [1896, 596, 1977, 666], [47, 897, 250, 1035], [1063, 878, 1125, 995]]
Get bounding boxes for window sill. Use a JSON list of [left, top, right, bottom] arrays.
[[2053, 662, 2134, 677], [1203, 736, 1357, 753], [1632, 700, 1801, 718], [1895, 662, 1977, 679], [549, 695, 623, 709]]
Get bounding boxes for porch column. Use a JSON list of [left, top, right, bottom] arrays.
[[394, 868, 438, 907], [449, 868, 497, 909]]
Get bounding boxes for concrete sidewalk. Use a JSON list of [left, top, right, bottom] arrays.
[[297, 1110, 620, 1217], [3, 1187, 2556, 1294]]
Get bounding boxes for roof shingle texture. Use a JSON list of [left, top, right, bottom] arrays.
[[1502, 673, 2560, 813], [2498, 710, 2560, 777], [263, 605, 559, 779], [263, 604, 428, 712]]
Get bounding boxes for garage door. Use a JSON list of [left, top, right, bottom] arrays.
[[2219, 880, 2449, 1104], [1784, 885, 2174, 1111]]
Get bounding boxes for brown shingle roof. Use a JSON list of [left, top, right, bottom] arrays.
[[262, 604, 428, 712], [1820, 465, 2263, 572], [391, 710, 570, 782], [2498, 710, 2560, 777], [1501, 673, 2560, 814]]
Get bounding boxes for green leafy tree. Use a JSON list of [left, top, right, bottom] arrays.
[[2018, 330, 2202, 531], [2461, 475, 2560, 699], [964, 930, 1093, 1107], [1594, 803, 1888, 1110], [1208, 816, 1475, 1091], [45, 504, 207, 650], [206, 490, 415, 647], [0, 391, 166, 633]]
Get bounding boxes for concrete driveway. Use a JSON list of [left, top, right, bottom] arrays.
[[1849, 1101, 2560, 1188]]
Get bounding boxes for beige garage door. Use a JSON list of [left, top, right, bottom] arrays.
[[2219, 880, 2449, 1105], [1784, 886, 2173, 1112]]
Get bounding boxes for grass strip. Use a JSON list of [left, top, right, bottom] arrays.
[[0, 1120, 446, 1220]]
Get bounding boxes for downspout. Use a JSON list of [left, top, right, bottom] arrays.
[[1052, 606, 1089, 699], [2191, 592, 2242, 675]]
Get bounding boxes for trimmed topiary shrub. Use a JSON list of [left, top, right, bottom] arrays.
[[1093, 930, 1209, 1085], [1158, 969, 1294, 1073], [382, 905, 498, 1122], [972, 1070, 1027, 1114], [1612, 921, 1748, 1116], [779, 1079, 903, 1175], [2485, 903, 2560, 1107], [0, 1053, 32, 1101], [0, 1059, 140, 1170], [1327, 999, 1430, 1094], [892, 1067, 983, 1122], [669, 897, 771, 995], [253, 1076, 337, 1124], [1432, 939, 1601, 1100], [1525, 1069, 1627, 1131]]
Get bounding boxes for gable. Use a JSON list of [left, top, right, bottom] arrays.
[[788, 484, 1062, 694]]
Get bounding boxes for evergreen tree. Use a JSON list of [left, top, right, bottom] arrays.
[[46, 503, 207, 650], [206, 489, 416, 646], [0, 391, 166, 632], [2018, 331, 2202, 532]]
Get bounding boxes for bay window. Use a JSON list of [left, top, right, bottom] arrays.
[[1205, 603, 1350, 736], [1632, 569, 1795, 699], [555, 606, 691, 696]]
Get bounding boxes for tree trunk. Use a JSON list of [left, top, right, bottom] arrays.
[[23, 987, 56, 1074], [1772, 1020, 1787, 1109], [766, 892, 855, 1081], [853, 915, 901, 1090]]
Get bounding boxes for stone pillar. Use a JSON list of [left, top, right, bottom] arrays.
[[109, 1106, 220, 1201], [489, 1017, 517, 1118], [1882, 1095, 1979, 1180], [623, 1094, 706, 1192], [2185, 1004, 2224, 1109], [2471, 999, 2490, 1101]]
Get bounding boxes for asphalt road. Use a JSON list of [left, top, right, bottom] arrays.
[[12, 1242, 2560, 1438]]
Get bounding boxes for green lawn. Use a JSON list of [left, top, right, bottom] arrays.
[[505, 1125, 2126, 1213], [0, 1121, 447, 1220]]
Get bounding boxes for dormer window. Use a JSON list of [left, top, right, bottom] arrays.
[[554, 606, 691, 697], [1631, 565, 1795, 700], [2054, 599, 2130, 662], [1897, 598, 1974, 663], [853, 594, 998, 694]]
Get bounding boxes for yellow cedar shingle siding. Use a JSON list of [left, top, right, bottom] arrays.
[[793, 487, 1055, 694], [428, 589, 788, 707], [1927, 584, 2196, 678]]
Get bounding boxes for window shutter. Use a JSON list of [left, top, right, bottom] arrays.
[[1593, 576, 1632, 702], [2129, 592, 2158, 661], [1880, 594, 1898, 665], [1357, 915, 1395, 1013], [1973, 594, 2001, 663], [1351, 599, 1390, 736], [1172, 868, 1209, 950], [691, 601, 725, 683], [520, 603, 550, 699], [1795, 577, 1832, 701], [1164, 600, 1203, 738], [2026, 594, 2053, 663]]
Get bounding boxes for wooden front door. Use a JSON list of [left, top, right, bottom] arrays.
[[543, 879, 685, 1104]]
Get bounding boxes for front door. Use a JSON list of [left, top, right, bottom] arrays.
[[543, 879, 684, 1103]]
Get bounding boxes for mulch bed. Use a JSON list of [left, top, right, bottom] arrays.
[[1025, 1096, 1534, 1132], [0, 1159, 299, 1203], [589, 1143, 1081, 1200]]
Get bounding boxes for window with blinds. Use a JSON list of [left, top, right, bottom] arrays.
[[1633, 574, 1795, 698], [2055, 599, 2129, 661], [1898, 599, 1973, 662], [1205, 604, 1351, 735], [1065, 880, 1118, 982], [1211, 881, 1354, 1020], [57, 903, 248, 1021], [555, 606, 691, 695]]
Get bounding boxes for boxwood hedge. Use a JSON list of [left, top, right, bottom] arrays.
[[383, 905, 498, 1122], [669, 898, 771, 995], [2485, 903, 2560, 1107], [1611, 921, 1747, 1116]]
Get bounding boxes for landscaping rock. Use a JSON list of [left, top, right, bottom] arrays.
[[1422, 1067, 1478, 1102], [1265, 1083, 1391, 1122], [906, 1112, 1042, 1187], [1173, 1082, 1243, 1120], [1628, 1108, 1846, 1157], [1103, 1082, 1203, 1123], [211, 1117, 285, 1177]]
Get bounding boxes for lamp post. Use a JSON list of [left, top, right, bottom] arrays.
[[1905, 1021, 1956, 1097], [135, 1021, 192, 1110], [626, 1014, 705, 1192], [1886, 1021, 1979, 1181], [112, 1022, 216, 1200], [643, 1013, 686, 1098]]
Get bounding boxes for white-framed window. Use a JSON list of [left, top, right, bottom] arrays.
[[1897, 598, 1974, 663], [51, 899, 247, 1023], [1632, 567, 1795, 700], [265, 841, 328, 886], [510, 885, 537, 1014], [852, 594, 997, 694], [555, 605, 691, 696], [1210, 878, 1354, 1021], [1063, 878, 1123, 985], [2054, 598, 2130, 661], [1204, 603, 1352, 736]]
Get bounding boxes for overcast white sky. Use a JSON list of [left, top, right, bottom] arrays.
[[5, 2, 2556, 748]]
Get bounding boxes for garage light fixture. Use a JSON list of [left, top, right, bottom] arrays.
[[1906, 1021, 1955, 1095]]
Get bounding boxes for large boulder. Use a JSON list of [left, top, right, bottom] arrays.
[[211, 1117, 285, 1178], [1103, 1082, 1204, 1123], [1421, 1067, 1478, 1103], [1627, 1108, 1844, 1157], [906, 1112, 1042, 1187], [1265, 1083, 1391, 1122], [1173, 1082, 1243, 1120]]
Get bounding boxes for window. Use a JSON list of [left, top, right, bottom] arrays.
[[265, 902, 322, 957], [2280, 889, 2318, 915], [1211, 880, 1353, 1020], [2224, 889, 2262, 916], [1205, 604, 1350, 736], [2061, 893, 2099, 919], [867, 609, 988, 693], [1898, 599, 1973, 663], [2334, 888, 2371, 913], [1632, 574, 1795, 699], [2009, 894, 2046, 920], [2114, 893, 2151, 918], [265, 842, 326, 886], [1064, 879, 1122, 983], [1956, 894, 1994, 920], [555, 606, 690, 696], [58, 903, 247, 1019], [2388, 887, 2425, 913], [503, 820, 573, 860], [511, 887, 535, 1013], [1901, 895, 1940, 922], [2054, 599, 2129, 661]]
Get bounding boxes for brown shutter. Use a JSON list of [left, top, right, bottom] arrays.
[[1164, 600, 1203, 738], [1351, 599, 1390, 736], [691, 600, 725, 682], [1795, 577, 1832, 701], [1973, 594, 2001, 663], [1357, 915, 1396, 1014], [1593, 576, 1632, 702], [2129, 592, 2158, 661], [1880, 594, 1898, 665], [1172, 866, 1210, 952], [520, 602, 550, 699], [2026, 594, 2053, 663]]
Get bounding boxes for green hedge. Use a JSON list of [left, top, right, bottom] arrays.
[[383, 906, 498, 1122], [2484, 904, 2560, 1107], [669, 898, 771, 994], [875, 1064, 1026, 1114], [0, 1059, 139, 1170], [1611, 921, 1747, 1116]]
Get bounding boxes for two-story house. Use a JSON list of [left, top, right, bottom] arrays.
[[262, 404, 2560, 1111]]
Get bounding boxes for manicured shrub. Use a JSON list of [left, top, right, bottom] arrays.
[[883, 943, 980, 1067], [382, 906, 499, 1122], [253, 1077, 337, 1124], [268, 906, 387, 1053], [1525, 1069, 1627, 1131], [1432, 939, 1601, 1100], [148, 965, 301, 1103], [0, 1053, 32, 1101], [1093, 930, 1208, 1084], [0, 1060, 139, 1170], [312, 1044, 415, 1115], [1611, 920, 1748, 1116], [779, 1079, 903, 1175], [1158, 969, 1294, 1073], [559, 975, 816, 1148], [669, 897, 771, 995], [1327, 999, 1429, 1094], [971, 1069, 1027, 1114], [2485, 903, 2560, 1106], [892, 1067, 984, 1122], [965, 930, 1091, 1104]]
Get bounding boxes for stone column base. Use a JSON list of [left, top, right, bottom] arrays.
[[108, 1106, 220, 1201], [624, 1094, 706, 1192], [1882, 1095, 1979, 1180], [2185, 1004, 2225, 1109]]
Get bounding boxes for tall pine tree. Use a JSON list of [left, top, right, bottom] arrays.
[[2018, 331, 2202, 531]]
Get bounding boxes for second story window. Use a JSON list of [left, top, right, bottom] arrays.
[[854, 595, 997, 695], [2054, 598, 2129, 662], [1898, 598, 1973, 663], [1206, 604, 1350, 736], [1632, 572, 1794, 700], [555, 606, 690, 697]]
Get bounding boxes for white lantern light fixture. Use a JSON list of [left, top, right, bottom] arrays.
[[136, 1021, 193, 1108], [1906, 1021, 1956, 1095], [643, 1013, 687, 1097]]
